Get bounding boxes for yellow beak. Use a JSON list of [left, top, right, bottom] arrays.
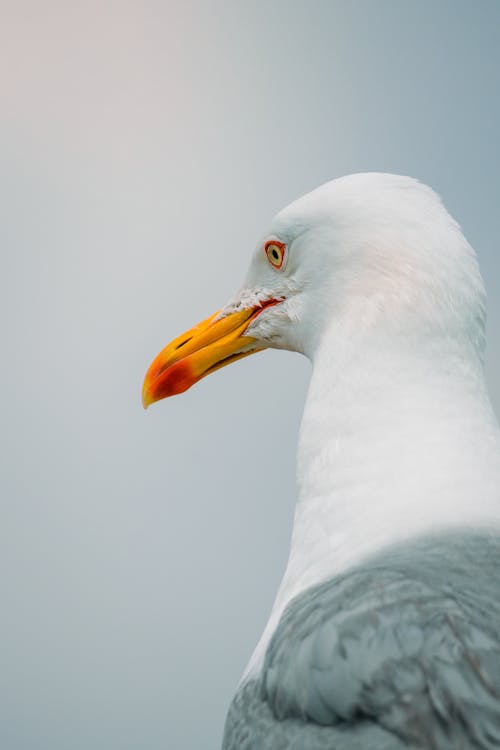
[[142, 299, 280, 408]]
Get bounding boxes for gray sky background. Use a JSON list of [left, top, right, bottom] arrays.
[[2, 2, 500, 749]]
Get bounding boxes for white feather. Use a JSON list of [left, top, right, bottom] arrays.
[[224, 174, 500, 681]]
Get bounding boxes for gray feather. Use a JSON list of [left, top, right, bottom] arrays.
[[222, 532, 500, 749]]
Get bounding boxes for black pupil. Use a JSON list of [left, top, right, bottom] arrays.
[[272, 249, 279, 260]]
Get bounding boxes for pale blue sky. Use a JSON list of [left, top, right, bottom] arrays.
[[2, 2, 500, 749]]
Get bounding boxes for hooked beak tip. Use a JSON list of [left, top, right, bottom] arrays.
[[142, 383, 154, 410]]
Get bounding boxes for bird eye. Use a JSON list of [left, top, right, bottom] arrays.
[[265, 240, 286, 270]]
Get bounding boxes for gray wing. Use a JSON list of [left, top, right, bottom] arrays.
[[223, 532, 500, 750]]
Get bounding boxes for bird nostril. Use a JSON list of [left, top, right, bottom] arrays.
[[175, 337, 192, 351]]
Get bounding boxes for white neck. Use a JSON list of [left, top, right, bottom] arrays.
[[243, 325, 500, 681]]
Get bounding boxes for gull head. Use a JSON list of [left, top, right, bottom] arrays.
[[142, 173, 485, 407]]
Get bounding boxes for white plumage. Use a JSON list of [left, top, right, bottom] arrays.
[[235, 174, 500, 681]]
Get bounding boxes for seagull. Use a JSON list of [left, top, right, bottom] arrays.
[[142, 174, 500, 749]]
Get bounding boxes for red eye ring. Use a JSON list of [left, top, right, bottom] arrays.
[[264, 240, 286, 270]]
